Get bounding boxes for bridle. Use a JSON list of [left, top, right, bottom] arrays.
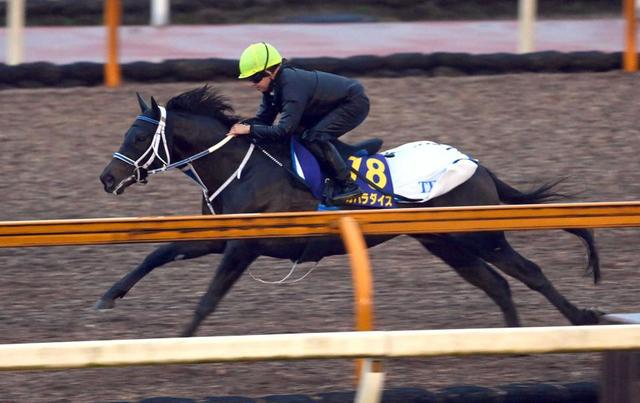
[[110, 105, 253, 213], [112, 106, 171, 185]]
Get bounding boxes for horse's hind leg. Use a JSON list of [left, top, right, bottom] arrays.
[[95, 240, 225, 310], [415, 236, 521, 327], [182, 240, 258, 337], [460, 232, 600, 325]]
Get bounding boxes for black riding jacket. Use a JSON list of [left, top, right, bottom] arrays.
[[249, 64, 364, 142]]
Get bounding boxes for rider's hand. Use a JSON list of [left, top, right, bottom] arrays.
[[227, 123, 250, 136]]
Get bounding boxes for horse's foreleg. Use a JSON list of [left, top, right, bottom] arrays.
[[95, 240, 225, 310], [415, 236, 520, 327], [182, 241, 258, 337], [463, 232, 601, 326]]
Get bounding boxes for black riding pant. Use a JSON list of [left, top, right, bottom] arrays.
[[300, 82, 370, 143]]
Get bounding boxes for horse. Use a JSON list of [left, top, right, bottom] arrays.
[[98, 85, 601, 337]]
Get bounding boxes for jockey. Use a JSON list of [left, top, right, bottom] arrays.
[[227, 42, 368, 203]]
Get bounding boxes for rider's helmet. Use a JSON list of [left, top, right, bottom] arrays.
[[238, 42, 283, 79]]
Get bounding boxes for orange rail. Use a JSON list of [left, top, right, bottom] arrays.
[[340, 217, 383, 378], [2, 202, 640, 248], [104, 0, 122, 87], [624, 0, 638, 72]]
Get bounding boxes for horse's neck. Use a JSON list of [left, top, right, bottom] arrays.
[[170, 115, 245, 205], [193, 138, 312, 213], [171, 114, 315, 213]]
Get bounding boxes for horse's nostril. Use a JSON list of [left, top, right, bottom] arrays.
[[101, 173, 115, 188]]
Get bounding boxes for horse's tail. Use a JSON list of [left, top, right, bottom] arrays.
[[487, 168, 601, 284], [486, 168, 569, 205]]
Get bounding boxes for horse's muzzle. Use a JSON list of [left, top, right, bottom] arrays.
[[101, 172, 139, 195], [100, 171, 116, 193], [100, 171, 130, 195], [100, 160, 136, 195]]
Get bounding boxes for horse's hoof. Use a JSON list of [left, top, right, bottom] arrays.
[[581, 307, 606, 325], [94, 298, 115, 310]]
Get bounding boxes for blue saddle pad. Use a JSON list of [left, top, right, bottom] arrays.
[[291, 137, 397, 209]]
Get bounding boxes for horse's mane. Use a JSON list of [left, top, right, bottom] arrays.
[[166, 85, 240, 127]]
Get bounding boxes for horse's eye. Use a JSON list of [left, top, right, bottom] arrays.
[[135, 134, 147, 143]]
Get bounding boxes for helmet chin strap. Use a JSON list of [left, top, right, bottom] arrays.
[[263, 64, 281, 93]]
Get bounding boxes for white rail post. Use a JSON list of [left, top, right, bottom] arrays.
[[517, 0, 537, 53], [355, 359, 385, 403], [6, 0, 26, 65], [150, 0, 170, 27]]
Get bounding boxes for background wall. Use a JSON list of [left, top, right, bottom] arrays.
[[0, 0, 620, 25]]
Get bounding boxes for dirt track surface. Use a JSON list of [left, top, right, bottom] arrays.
[[1, 72, 639, 402]]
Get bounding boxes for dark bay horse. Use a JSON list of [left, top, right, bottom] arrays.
[[99, 86, 601, 337]]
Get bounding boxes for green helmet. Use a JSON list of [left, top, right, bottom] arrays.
[[238, 42, 283, 79]]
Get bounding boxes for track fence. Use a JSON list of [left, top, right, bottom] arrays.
[[2, 201, 640, 402]]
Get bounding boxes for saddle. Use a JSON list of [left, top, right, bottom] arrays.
[[291, 137, 397, 209], [291, 139, 479, 210], [332, 138, 383, 159]]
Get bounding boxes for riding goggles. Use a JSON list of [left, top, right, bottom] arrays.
[[248, 71, 267, 84]]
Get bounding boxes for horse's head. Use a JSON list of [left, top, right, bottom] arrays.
[[101, 86, 242, 197], [100, 93, 172, 195]]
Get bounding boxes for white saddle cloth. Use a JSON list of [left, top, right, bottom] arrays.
[[383, 141, 478, 202]]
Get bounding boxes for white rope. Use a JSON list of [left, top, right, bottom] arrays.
[[249, 260, 320, 285]]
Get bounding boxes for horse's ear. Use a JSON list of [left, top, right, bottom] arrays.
[[136, 92, 149, 113], [150, 96, 160, 114]]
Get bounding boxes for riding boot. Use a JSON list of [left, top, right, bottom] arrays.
[[318, 142, 363, 202]]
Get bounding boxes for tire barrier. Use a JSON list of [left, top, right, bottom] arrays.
[[124, 383, 598, 402], [0, 51, 624, 90]]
